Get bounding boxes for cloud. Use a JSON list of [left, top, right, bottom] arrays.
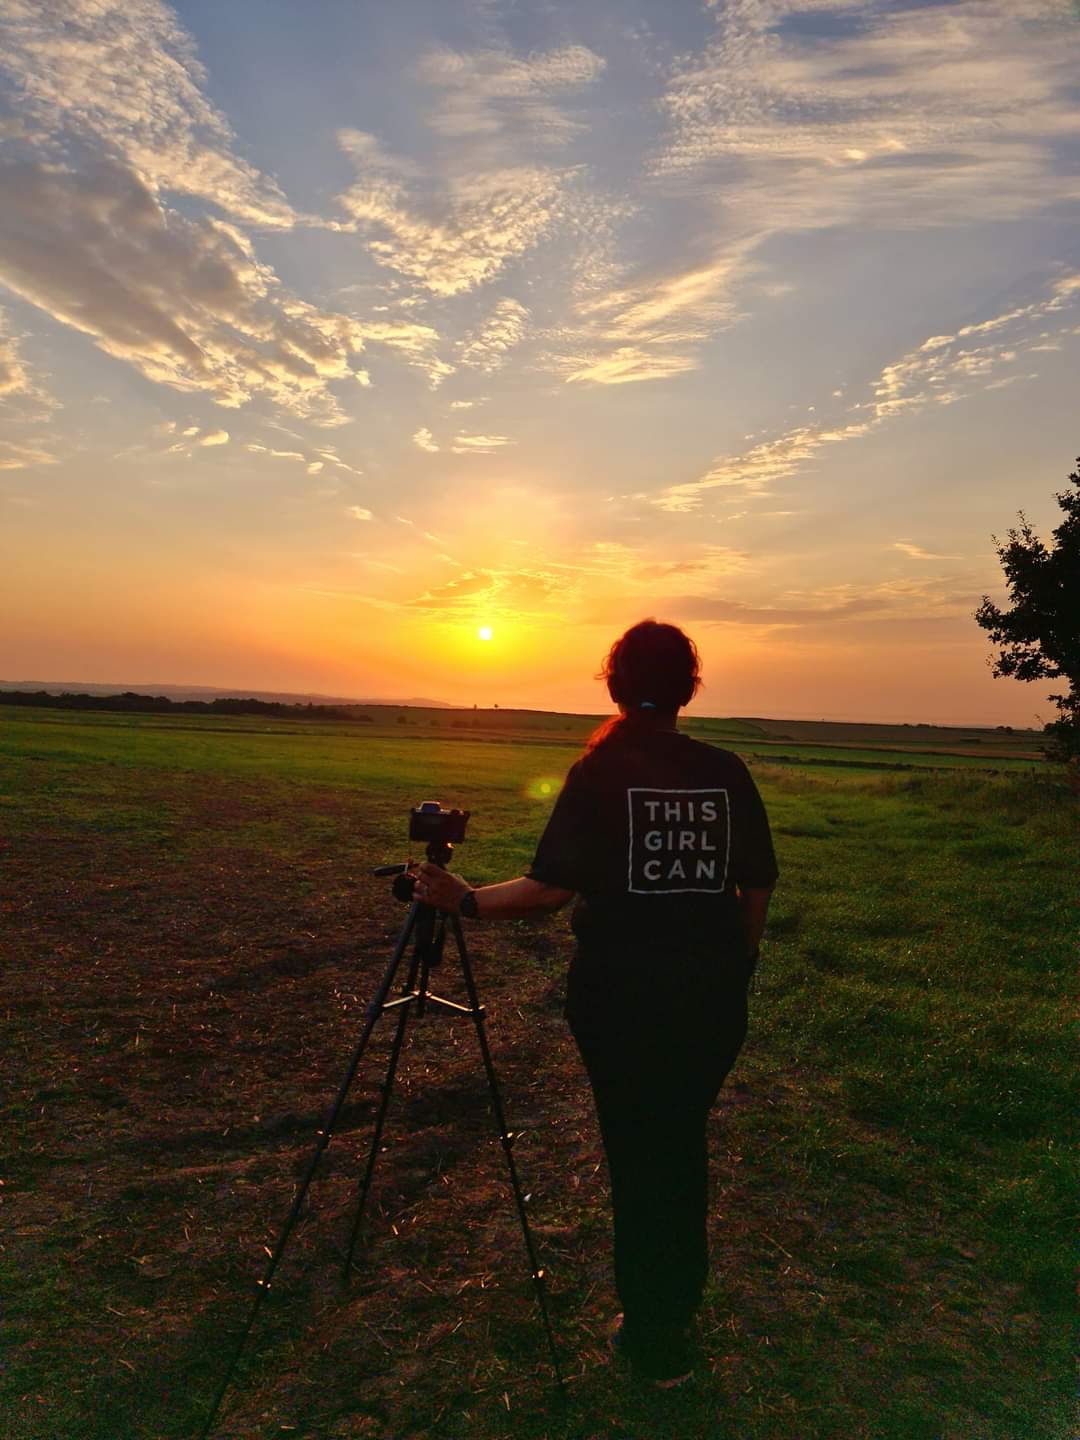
[[0, 305, 55, 417], [892, 541, 962, 561], [637, 547, 748, 582], [346, 505, 373, 521], [413, 427, 439, 453], [338, 154, 564, 299], [460, 297, 529, 371], [196, 428, 228, 446], [0, 439, 57, 470], [450, 432, 513, 455], [562, 345, 702, 386], [315, 447, 363, 475], [0, 313, 32, 398], [408, 570, 495, 608], [869, 280, 1077, 419], [657, 1, 1079, 227], [657, 422, 871, 512], [416, 44, 606, 151], [344, 315, 453, 389], [336, 46, 606, 299], [657, 273, 1080, 511], [246, 445, 306, 462], [0, 156, 370, 421], [553, 249, 749, 387], [0, 0, 297, 228], [984, 372, 1038, 391], [407, 564, 569, 618], [665, 573, 982, 630], [554, 0, 1080, 388]]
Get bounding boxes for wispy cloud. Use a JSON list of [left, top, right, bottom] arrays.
[[407, 564, 570, 619], [342, 314, 452, 389], [658, 1, 1079, 222], [246, 445, 306, 462], [870, 278, 1077, 419], [315, 446, 363, 476], [561, 345, 704, 387], [338, 147, 563, 300], [892, 541, 962, 561], [657, 273, 1080, 512], [0, 304, 55, 420], [564, 0, 1080, 387], [336, 45, 606, 299], [460, 297, 529, 371], [0, 4, 386, 421], [399, 536, 756, 627], [0, 439, 57, 471], [413, 427, 439, 453], [664, 574, 982, 631], [657, 422, 871, 512], [0, 310, 33, 399], [564, 251, 746, 385], [450, 432, 513, 455], [0, 155, 371, 421], [0, 0, 297, 228], [417, 44, 606, 152]]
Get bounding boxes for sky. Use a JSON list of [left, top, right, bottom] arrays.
[[0, 0, 1077, 724]]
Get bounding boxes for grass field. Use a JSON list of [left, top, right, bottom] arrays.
[[1, 706, 1074, 1440]]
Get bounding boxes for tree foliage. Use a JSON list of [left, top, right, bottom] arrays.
[[975, 456, 1080, 763]]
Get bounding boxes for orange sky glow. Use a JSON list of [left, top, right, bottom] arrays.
[[1, 2, 1076, 726]]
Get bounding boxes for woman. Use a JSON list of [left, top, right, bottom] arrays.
[[414, 619, 778, 1387]]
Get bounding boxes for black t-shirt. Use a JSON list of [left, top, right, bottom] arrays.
[[527, 728, 778, 962]]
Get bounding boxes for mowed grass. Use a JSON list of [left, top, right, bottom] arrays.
[[1, 707, 1074, 1440]]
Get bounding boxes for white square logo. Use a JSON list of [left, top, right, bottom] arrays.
[[626, 788, 730, 894]]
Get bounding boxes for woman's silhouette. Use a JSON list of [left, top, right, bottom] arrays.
[[415, 619, 778, 1386]]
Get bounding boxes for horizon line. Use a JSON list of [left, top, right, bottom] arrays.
[[0, 678, 1045, 734]]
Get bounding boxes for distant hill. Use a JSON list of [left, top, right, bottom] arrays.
[[0, 681, 451, 708]]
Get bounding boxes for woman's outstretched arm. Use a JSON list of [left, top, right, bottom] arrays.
[[412, 862, 573, 919]]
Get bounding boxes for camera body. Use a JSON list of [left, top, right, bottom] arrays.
[[409, 801, 470, 847]]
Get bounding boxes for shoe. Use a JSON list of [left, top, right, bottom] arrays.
[[607, 1313, 695, 1389]]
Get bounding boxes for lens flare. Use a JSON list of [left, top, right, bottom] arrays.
[[524, 776, 560, 801]]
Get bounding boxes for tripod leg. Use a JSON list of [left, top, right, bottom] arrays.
[[341, 940, 423, 1277], [199, 903, 422, 1440], [449, 916, 565, 1392]]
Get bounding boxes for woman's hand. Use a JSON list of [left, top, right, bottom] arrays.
[[412, 860, 472, 913]]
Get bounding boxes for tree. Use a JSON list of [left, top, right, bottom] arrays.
[[974, 455, 1080, 765]]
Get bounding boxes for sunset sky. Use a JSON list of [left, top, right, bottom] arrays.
[[1, 0, 1077, 724]]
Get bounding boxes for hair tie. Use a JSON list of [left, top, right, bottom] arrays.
[[639, 700, 657, 710]]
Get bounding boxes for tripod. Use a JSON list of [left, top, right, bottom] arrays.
[[199, 838, 564, 1439]]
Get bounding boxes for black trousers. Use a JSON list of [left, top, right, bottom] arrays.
[[566, 950, 751, 1348]]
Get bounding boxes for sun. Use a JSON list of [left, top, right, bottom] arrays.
[[477, 625, 493, 642]]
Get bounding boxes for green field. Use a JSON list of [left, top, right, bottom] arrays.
[[1, 706, 1074, 1440]]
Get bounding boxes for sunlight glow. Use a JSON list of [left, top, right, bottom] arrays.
[[477, 626, 493, 641]]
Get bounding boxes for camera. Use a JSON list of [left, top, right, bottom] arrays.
[[409, 801, 470, 846]]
